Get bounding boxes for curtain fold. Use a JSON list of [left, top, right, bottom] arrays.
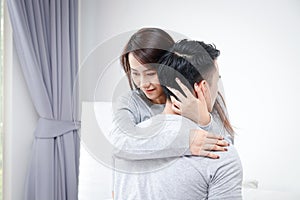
[[7, 0, 80, 199]]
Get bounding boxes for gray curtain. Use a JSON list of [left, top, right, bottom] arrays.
[[7, 0, 80, 199]]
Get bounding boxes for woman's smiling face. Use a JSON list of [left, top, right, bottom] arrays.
[[129, 53, 166, 104]]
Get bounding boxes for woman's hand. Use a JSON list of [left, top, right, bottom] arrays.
[[167, 78, 229, 158], [190, 129, 229, 159], [167, 78, 210, 126]]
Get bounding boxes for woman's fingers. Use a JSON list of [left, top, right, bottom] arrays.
[[171, 102, 181, 114], [167, 86, 186, 102], [206, 132, 224, 140], [175, 78, 194, 98], [205, 138, 229, 147], [206, 133, 230, 146], [189, 129, 230, 158], [203, 144, 228, 152], [191, 146, 223, 159], [199, 151, 220, 159], [170, 96, 182, 108], [216, 139, 230, 147]]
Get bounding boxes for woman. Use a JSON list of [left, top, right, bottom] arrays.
[[110, 28, 230, 164]]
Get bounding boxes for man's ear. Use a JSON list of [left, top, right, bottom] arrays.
[[197, 80, 209, 97], [193, 82, 199, 92]]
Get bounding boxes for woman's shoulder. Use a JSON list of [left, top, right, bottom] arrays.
[[115, 89, 151, 109], [118, 89, 145, 102]]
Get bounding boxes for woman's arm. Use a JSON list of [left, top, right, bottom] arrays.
[[109, 91, 227, 160], [109, 91, 192, 160]]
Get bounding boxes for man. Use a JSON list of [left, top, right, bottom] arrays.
[[113, 40, 243, 200]]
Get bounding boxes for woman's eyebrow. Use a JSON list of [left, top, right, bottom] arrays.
[[145, 69, 156, 72], [131, 68, 155, 72]]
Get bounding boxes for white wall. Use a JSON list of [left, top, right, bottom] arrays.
[[79, 0, 300, 197], [3, 1, 38, 200]]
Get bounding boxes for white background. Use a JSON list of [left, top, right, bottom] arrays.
[[79, 0, 300, 198]]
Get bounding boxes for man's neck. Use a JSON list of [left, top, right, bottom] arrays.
[[162, 99, 177, 115]]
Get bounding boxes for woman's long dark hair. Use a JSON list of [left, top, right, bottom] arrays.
[[198, 41, 234, 136], [214, 92, 234, 136], [121, 28, 175, 89]]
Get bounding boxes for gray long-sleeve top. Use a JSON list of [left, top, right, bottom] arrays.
[[109, 89, 233, 161]]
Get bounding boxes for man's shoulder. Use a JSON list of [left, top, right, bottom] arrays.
[[207, 145, 243, 175]]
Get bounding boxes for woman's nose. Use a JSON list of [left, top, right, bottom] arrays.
[[140, 76, 150, 88]]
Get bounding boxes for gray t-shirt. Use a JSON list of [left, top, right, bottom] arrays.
[[113, 114, 243, 200]]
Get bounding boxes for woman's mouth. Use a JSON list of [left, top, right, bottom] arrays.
[[144, 88, 155, 94]]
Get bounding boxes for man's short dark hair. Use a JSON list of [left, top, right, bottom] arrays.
[[158, 39, 220, 100]]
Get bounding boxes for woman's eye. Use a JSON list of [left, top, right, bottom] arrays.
[[132, 72, 139, 76], [147, 72, 156, 76]]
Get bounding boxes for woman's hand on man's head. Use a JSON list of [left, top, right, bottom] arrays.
[[167, 78, 210, 126]]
